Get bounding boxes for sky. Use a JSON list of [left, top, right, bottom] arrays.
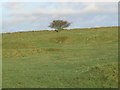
[[1, 1, 118, 33]]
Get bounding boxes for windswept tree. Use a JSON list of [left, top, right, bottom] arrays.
[[49, 20, 71, 32]]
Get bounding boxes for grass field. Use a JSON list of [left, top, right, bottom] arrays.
[[2, 27, 118, 88]]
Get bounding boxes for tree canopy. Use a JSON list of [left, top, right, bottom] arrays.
[[49, 20, 71, 32]]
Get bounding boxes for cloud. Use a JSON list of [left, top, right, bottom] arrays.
[[81, 3, 117, 14], [3, 2, 21, 9], [8, 16, 37, 23], [4, 2, 117, 16], [2, 2, 118, 33]]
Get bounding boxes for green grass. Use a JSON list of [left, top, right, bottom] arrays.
[[2, 27, 118, 88]]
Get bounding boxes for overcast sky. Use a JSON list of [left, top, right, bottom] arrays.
[[1, 2, 118, 33]]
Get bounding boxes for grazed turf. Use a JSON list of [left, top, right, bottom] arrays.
[[2, 27, 118, 88]]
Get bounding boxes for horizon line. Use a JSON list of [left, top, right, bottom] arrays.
[[1, 26, 118, 34]]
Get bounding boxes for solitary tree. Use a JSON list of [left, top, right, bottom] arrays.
[[49, 20, 71, 32]]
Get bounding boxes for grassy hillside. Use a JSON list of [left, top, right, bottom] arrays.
[[2, 27, 118, 88]]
